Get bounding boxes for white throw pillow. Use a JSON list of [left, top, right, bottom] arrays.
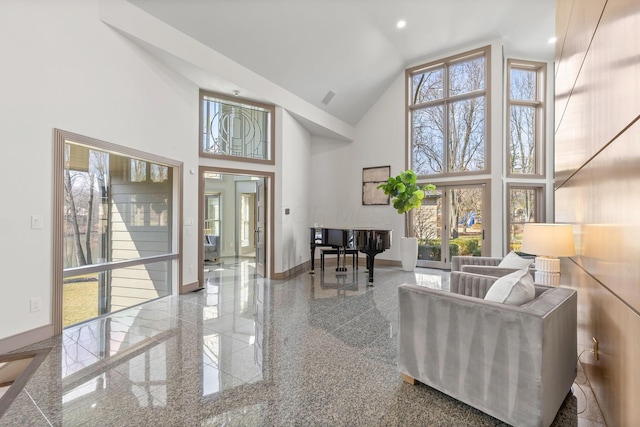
[[484, 268, 535, 305], [498, 251, 533, 270]]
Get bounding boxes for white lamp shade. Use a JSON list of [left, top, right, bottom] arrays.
[[521, 223, 576, 257]]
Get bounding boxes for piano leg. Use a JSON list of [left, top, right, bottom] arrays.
[[364, 252, 380, 284], [310, 243, 316, 274], [336, 246, 348, 272], [358, 248, 385, 285]]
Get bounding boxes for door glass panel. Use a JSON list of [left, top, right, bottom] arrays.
[[415, 190, 443, 263], [508, 187, 540, 251], [448, 187, 483, 257], [415, 184, 486, 269]]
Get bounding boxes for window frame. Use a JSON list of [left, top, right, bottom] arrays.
[[406, 45, 491, 178], [53, 129, 182, 334], [506, 183, 546, 253], [199, 90, 275, 165], [204, 193, 221, 238], [506, 59, 546, 178]]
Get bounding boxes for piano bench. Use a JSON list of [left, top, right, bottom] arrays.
[[320, 249, 359, 270]]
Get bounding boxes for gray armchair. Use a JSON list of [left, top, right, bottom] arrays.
[[398, 271, 577, 427], [204, 235, 219, 261]]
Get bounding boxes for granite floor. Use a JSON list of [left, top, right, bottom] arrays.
[[1, 258, 606, 426]]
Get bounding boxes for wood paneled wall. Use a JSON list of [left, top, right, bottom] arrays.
[[555, 0, 640, 425]]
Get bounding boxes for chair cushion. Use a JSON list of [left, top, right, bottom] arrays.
[[484, 268, 535, 305], [498, 251, 533, 269]]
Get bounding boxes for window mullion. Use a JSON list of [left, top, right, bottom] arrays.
[[409, 46, 489, 177]]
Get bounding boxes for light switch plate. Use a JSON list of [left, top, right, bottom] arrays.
[[31, 215, 43, 229]]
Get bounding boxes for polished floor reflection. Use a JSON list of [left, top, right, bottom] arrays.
[[2, 258, 605, 426]]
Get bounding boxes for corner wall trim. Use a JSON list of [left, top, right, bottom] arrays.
[[0, 324, 54, 354], [272, 261, 310, 280]]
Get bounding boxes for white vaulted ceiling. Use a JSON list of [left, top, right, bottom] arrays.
[[125, 0, 555, 129]]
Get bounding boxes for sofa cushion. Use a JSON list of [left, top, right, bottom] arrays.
[[484, 268, 535, 305], [498, 251, 533, 269]]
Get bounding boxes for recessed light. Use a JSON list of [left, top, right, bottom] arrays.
[[397, 20, 406, 29], [232, 90, 240, 97], [548, 36, 557, 44]]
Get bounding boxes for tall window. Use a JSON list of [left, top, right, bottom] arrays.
[[507, 59, 546, 176], [507, 184, 545, 252], [408, 46, 489, 176], [54, 129, 179, 331], [200, 90, 274, 164]]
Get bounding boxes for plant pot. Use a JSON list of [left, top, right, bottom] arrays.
[[401, 237, 418, 271]]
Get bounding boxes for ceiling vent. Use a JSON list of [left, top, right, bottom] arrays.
[[321, 90, 336, 105]]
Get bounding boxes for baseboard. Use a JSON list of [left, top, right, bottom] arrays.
[[318, 256, 401, 268], [0, 324, 54, 354], [373, 258, 402, 267], [277, 257, 401, 279], [180, 281, 200, 293], [272, 261, 310, 280]]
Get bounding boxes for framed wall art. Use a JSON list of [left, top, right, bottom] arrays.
[[362, 166, 390, 205]]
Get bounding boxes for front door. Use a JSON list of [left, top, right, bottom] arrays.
[[414, 183, 487, 269]]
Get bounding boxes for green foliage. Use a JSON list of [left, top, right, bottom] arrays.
[[449, 237, 481, 256], [419, 238, 482, 258], [377, 169, 436, 214]]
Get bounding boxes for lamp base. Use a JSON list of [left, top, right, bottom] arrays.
[[534, 256, 561, 285]]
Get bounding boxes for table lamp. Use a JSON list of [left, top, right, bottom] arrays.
[[521, 223, 575, 285]]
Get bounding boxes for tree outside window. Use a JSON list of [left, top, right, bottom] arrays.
[[508, 185, 544, 252], [409, 47, 489, 176], [507, 59, 546, 177]]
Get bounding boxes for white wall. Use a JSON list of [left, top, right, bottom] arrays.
[[0, 0, 200, 340], [277, 109, 312, 271], [306, 73, 407, 242]]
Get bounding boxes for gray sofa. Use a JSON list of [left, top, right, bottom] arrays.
[[204, 235, 219, 261], [398, 271, 577, 427], [452, 255, 535, 278]]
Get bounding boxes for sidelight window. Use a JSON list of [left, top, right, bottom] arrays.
[[507, 59, 546, 177]]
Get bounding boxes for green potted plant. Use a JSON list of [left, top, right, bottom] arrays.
[[378, 169, 435, 271]]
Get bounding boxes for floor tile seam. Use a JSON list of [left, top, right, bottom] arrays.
[[23, 389, 54, 427], [360, 327, 395, 350], [130, 381, 171, 405], [60, 361, 111, 386], [199, 319, 256, 336], [208, 364, 255, 386], [334, 305, 381, 331], [62, 331, 178, 380], [212, 332, 255, 355], [60, 339, 111, 368]]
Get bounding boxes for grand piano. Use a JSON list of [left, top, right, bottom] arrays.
[[309, 226, 392, 283]]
